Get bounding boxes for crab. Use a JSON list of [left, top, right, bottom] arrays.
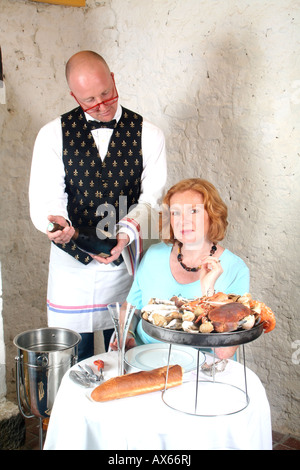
[[205, 302, 255, 333], [180, 292, 276, 334]]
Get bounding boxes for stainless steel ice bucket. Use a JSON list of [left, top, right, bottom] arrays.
[[14, 327, 81, 419]]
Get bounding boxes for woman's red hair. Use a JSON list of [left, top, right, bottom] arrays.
[[161, 178, 228, 245]]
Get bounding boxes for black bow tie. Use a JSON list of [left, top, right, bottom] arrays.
[[88, 120, 117, 130]]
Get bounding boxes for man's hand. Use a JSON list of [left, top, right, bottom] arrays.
[[46, 215, 75, 244], [91, 232, 130, 264]]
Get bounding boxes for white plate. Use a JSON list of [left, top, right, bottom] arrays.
[[125, 343, 204, 373]]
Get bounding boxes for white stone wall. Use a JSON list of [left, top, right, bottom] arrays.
[[0, 263, 6, 400], [0, 0, 299, 435]]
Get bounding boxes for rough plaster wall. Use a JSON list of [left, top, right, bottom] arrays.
[[0, 263, 5, 400], [0, 0, 299, 436]]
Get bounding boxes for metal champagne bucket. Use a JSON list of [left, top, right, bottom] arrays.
[[14, 327, 81, 419]]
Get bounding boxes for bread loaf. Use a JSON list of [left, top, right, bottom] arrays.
[[91, 365, 183, 402]]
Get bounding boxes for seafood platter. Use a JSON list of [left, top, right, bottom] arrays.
[[141, 292, 276, 348]]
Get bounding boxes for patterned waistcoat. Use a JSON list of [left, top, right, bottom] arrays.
[[58, 106, 143, 264]]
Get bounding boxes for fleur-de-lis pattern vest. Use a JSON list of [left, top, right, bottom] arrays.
[[58, 106, 143, 264]]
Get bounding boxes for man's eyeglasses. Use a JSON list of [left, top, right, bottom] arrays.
[[71, 75, 118, 113]]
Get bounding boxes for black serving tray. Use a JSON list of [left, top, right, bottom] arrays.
[[142, 318, 264, 348]]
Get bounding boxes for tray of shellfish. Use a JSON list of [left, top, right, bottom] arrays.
[[141, 292, 276, 348]]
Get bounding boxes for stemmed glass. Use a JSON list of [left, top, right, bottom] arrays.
[[107, 302, 122, 375], [107, 302, 136, 376]]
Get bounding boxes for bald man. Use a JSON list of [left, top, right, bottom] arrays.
[[29, 51, 167, 360]]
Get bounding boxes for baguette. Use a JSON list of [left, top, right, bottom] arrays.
[[91, 365, 183, 402]]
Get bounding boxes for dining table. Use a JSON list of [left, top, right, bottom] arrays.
[[43, 348, 272, 451]]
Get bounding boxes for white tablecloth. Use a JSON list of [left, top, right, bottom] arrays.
[[44, 351, 272, 450]]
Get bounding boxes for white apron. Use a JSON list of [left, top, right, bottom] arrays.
[[47, 203, 158, 334], [47, 244, 133, 333]]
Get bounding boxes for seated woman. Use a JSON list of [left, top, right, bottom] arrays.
[[113, 178, 250, 359]]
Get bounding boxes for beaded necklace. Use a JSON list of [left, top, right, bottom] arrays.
[[177, 242, 217, 272]]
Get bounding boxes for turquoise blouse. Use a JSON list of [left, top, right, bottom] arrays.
[[127, 242, 250, 344]]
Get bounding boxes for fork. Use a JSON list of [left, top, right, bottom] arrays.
[[78, 364, 98, 382], [94, 360, 104, 381], [84, 364, 102, 381]]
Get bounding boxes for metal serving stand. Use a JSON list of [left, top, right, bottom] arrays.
[[142, 319, 264, 417]]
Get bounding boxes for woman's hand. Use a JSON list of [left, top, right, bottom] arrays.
[[109, 334, 136, 352], [200, 255, 223, 295], [215, 346, 238, 360]]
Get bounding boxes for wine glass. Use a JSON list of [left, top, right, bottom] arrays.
[[107, 302, 136, 376], [107, 302, 122, 375], [121, 303, 136, 371]]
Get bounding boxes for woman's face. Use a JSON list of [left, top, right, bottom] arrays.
[[169, 190, 210, 246]]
